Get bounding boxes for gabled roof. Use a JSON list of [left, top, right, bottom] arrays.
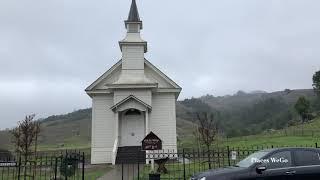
[[127, 0, 140, 22], [85, 60, 121, 91], [145, 59, 182, 90], [142, 131, 162, 142], [85, 59, 182, 93], [110, 95, 152, 111]]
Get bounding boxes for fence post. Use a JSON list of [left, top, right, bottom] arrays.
[[54, 157, 58, 180], [66, 151, 69, 180], [137, 161, 140, 180], [182, 149, 186, 180], [17, 154, 21, 180], [316, 143, 318, 148], [63, 151, 68, 180], [122, 163, 124, 180], [208, 148, 211, 169], [227, 146, 231, 166], [82, 152, 85, 180]]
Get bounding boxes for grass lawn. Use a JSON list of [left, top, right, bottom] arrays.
[[37, 136, 90, 152], [222, 117, 320, 148], [222, 135, 319, 147]]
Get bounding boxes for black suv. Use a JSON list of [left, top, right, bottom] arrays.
[[191, 148, 320, 180]]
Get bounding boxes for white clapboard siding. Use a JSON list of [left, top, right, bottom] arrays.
[[122, 46, 145, 70], [91, 94, 115, 164], [91, 148, 112, 164], [149, 93, 177, 150]]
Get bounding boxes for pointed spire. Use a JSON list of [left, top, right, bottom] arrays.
[[127, 0, 140, 22]]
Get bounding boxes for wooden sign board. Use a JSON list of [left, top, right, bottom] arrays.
[[142, 131, 162, 150], [231, 151, 237, 160]]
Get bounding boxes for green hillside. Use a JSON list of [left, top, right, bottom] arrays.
[[222, 116, 320, 147], [184, 89, 319, 137], [0, 89, 319, 151], [0, 109, 93, 151], [179, 117, 320, 149]]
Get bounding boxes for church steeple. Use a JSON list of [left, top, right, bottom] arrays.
[[125, 0, 143, 30], [120, 0, 147, 53], [127, 0, 140, 22], [115, 0, 151, 85]]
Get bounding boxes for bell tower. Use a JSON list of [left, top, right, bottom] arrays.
[[116, 0, 150, 85]]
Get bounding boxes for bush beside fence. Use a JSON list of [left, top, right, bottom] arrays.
[[0, 151, 85, 180]]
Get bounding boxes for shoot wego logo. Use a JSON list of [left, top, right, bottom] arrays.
[[251, 157, 289, 164]]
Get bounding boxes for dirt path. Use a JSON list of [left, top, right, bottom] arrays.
[[97, 164, 144, 180]]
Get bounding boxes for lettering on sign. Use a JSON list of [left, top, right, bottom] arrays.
[[142, 131, 162, 150]]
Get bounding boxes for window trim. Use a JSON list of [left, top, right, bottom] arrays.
[[266, 164, 320, 172]]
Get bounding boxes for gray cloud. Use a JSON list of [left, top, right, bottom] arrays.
[[1, 0, 320, 128]]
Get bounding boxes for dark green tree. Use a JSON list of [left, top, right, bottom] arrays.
[[294, 96, 310, 123], [313, 70, 320, 96], [313, 71, 320, 111]]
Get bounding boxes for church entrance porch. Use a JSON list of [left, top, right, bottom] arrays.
[[115, 108, 147, 164], [110, 95, 151, 164], [119, 109, 145, 147]]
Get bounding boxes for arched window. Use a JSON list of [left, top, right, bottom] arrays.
[[124, 109, 141, 116]]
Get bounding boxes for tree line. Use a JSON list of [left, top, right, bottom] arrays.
[[192, 70, 320, 148]]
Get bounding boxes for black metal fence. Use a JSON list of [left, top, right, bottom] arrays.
[[0, 151, 85, 180], [2, 143, 319, 180], [120, 143, 320, 180]]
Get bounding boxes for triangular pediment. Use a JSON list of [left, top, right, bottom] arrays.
[[85, 59, 181, 93], [111, 95, 152, 112]]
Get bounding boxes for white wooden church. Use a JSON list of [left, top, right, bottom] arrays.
[[85, 0, 181, 164]]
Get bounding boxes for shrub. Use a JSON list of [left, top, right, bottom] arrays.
[[59, 153, 80, 177]]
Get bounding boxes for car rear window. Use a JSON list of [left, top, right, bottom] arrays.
[[294, 150, 320, 166]]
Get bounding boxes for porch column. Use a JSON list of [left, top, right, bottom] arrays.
[[115, 112, 119, 140], [145, 110, 150, 165], [145, 111, 149, 135]]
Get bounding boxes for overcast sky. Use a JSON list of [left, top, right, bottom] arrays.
[[0, 0, 320, 128]]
